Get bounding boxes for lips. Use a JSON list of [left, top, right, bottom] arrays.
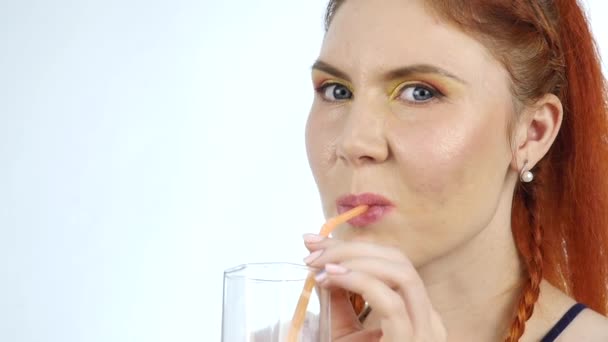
[[336, 193, 394, 227]]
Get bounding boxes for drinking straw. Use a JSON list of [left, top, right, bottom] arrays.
[[287, 205, 369, 342]]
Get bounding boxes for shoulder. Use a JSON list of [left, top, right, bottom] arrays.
[[526, 280, 608, 341], [558, 308, 608, 341]]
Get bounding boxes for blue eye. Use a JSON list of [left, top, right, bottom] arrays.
[[317, 83, 352, 101], [398, 84, 440, 103]]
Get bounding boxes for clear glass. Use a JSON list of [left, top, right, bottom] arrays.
[[221, 262, 331, 342]]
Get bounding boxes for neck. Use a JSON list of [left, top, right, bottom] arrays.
[[417, 190, 524, 340]]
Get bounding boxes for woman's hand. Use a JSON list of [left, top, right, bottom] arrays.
[[303, 234, 447, 342]]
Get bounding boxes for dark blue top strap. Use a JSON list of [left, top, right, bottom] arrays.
[[540, 303, 587, 342]]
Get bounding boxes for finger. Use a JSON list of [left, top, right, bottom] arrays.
[[302, 233, 330, 252], [304, 238, 440, 337], [303, 240, 431, 316], [303, 238, 426, 318], [334, 328, 382, 342], [316, 264, 413, 336], [304, 238, 408, 265], [338, 257, 433, 333]]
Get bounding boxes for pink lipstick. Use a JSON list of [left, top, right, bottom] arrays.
[[336, 193, 394, 227]]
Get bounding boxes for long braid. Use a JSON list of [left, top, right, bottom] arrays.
[[505, 183, 543, 341]]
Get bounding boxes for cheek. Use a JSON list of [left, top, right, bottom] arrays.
[[390, 107, 511, 201], [305, 108, 336, 183], [306, 110, 342, 218]]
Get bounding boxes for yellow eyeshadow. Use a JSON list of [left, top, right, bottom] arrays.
[[386, 74, 464, 99], [387, 80, 408, 99], [319, 78, 354, 93]]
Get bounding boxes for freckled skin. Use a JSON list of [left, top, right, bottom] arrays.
[[305, 0, 518, 266]]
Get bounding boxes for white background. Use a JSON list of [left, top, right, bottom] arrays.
[[0, 1, 606, 341]]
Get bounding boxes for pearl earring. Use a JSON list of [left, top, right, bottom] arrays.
[[520, 161, 534, 183]]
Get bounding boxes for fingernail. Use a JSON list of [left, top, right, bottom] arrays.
[[303, 250, 323, 264], [315, 270, 328, 283], [303, 233, 325, 243], [325, 263, 349, 275]]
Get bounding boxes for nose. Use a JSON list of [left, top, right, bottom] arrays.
[[335, 100, 389, 166]]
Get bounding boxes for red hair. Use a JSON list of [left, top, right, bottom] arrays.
[[325, 0, 608, 340]]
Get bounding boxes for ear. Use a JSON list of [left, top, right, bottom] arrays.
[[511, 93, 563, 172]]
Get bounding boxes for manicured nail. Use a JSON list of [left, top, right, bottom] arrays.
[[303, 250, 323, 264], [315, 270, 328, 283], [302, 233, 325, 243], [325, 263, 349, 275]]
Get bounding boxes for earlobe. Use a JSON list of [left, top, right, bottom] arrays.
[[519, 161, 534, 183]]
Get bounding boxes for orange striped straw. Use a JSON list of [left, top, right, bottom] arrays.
[[286, 205, 369, 342]]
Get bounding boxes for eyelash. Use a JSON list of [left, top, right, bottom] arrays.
[[394, 83, 446, 104], [314, 82, 445, 105]]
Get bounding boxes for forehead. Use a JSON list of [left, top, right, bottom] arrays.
[[319, 0, 502, 82]]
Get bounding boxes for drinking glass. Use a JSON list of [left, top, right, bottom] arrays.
[[221, 262, 331, 342]]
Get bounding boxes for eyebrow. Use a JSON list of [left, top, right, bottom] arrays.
[[311, 60, 467, 85]]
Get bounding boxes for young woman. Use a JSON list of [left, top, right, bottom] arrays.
[[302, 0, 608, 340]]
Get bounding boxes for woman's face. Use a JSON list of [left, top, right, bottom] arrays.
[[305, 0, 518, 266]]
